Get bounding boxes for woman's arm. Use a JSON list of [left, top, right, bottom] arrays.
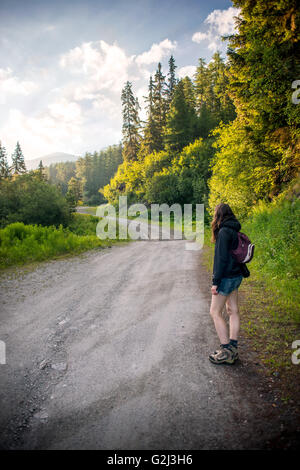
[[212, 228, 232, 287]]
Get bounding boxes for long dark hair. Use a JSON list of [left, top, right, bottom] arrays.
[[211, 203, 236, 243]]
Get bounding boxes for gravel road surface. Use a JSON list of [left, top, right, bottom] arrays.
[[0, 223, 292, 449]]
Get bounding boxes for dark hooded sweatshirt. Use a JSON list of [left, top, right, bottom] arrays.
[[212, 216, 243, 287]]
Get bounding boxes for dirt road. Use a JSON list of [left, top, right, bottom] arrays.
[[0, 226, 292, 449]]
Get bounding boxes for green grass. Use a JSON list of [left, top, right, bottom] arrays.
[[68, 212, 101, 235], [77, 206, 98, 216], [243, 197, 300, 323], [0, 213, 128, 269]]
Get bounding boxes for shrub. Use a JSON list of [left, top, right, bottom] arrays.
[[0, 173, 71, 228], [243, 196, 300, 322], [0, 221, 103, 268]]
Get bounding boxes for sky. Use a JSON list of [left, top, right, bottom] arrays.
[[0, 0, 240, 162]]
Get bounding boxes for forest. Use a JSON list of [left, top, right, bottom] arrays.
[[45, 144, 123, 205], [102, 0, 299, 221]]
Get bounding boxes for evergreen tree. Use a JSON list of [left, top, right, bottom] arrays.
[[207, 52, 236, 123], [164, 80, 196, 153], [182, 76, 199, 140], [226, 0, 300, 195], [152, 63, 168, 151], [0, 141, 10, 179], [66, 177, 83, 211], [121, 81, 141, 161], [11, 141, 26, 175], [194, 54, 236, 134], [37, 160, 46, 181], [212, 53, 235, 122], [194, 57, 217, 137], [182, 76, 197, 111], [194, 58, 209, 113], [73, 145, 123, 204], [45, 161, 76, 195], [166, 55, 178, 109], [206, 52, 223, 115], [140, 75, 160, 156]]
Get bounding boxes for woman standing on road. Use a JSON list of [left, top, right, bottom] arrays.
[[209, 203, 245, 365]]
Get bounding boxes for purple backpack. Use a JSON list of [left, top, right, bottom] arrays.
[[231, 232, 255, 264]]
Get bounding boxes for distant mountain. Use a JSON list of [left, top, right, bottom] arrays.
[[25, 152, 80, 170]]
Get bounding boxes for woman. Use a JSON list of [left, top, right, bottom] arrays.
[[209, 203, 244, 365]]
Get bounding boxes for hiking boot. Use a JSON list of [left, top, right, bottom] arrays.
[[228, 344, 239, 362], [209, 345, 238, 365]]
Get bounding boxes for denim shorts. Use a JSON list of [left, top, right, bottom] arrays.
[[217, 275, 243, 296]]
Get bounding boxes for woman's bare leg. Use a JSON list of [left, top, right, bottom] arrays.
[[210, 293, 228, 344], [226, 289, 240, 340]]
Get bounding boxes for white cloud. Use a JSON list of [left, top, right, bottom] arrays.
[[1, 37, 177, 158], [2, 99, 83, 159], [60, 38, 176, 100], [178, 65, 196, 79], [192, 7, 240, 52], [135, 38, 177, 65], [91, 94, 120, 119], [60, 40, 134, 95], [0, 67, 37, 103], [192, 30, 220, 53], [205, 7, 240, 36], [192, 32, 209, 43], [208, 39, 219, 52], [48, 98, 82, 122], [43, 25, 56, 33], [58, 39, 139, 136]]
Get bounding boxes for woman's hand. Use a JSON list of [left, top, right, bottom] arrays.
[[211, 285, 218, 295]]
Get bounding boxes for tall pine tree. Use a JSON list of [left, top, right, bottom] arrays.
[[166, 55, 177, 110], [11, 141, 26, 175], [140, 75, 162, 156], [37, 160, 46, 181], [152, 63, 168, 151], [121, 81, 141, 161], [194, 58, 209, 113], [164, 80, 196, 153], [0, 141, 10, 179]]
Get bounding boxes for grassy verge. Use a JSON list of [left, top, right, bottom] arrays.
[[0, 213, 128, 269], [202, 197, 300, 403], [77, 206, 98, 216]]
